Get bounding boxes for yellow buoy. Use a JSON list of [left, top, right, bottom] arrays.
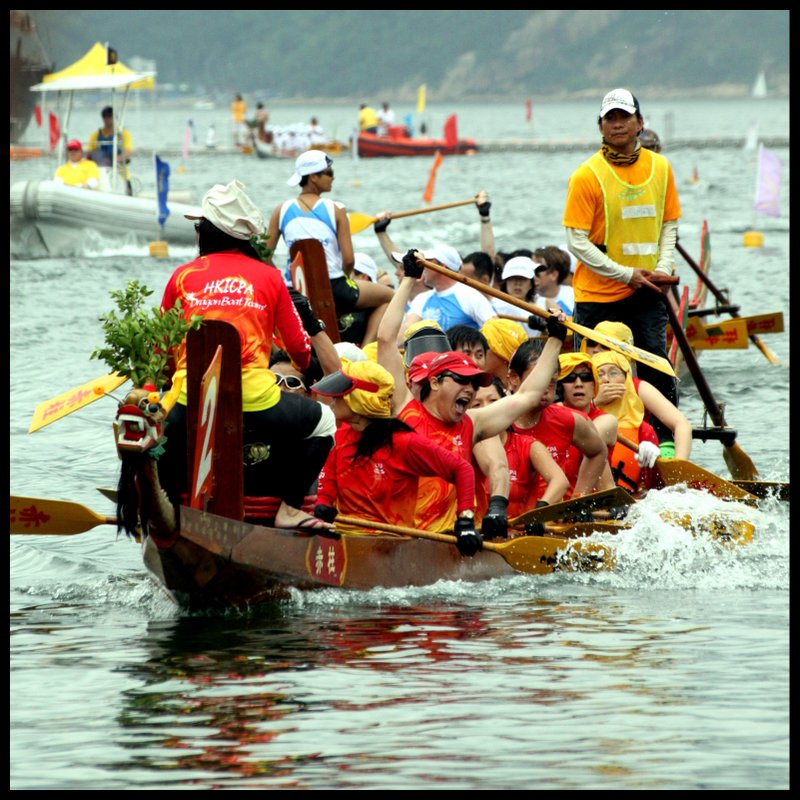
[[149, 241, 169, 258], [743, 230, 764, 248]]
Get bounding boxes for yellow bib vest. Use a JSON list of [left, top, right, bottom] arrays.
[[576, 149, 669, 302]]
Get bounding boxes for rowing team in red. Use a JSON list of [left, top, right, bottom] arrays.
[[270, 251, 691, 557], [156, 180, 692, 558]]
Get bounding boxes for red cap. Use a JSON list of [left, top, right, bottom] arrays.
[[417, 351, 492, 386], [66, 139, 83, 150]]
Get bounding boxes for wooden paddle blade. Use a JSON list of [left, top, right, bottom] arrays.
[[722, 442, 760, 482], [566, 318, 676, 377], [689, 318, 750, 349], [731, 480, 789, 502], [492, 535, 615, 574], [653, 459, 759, 504], [10, 495, 117, 535], [509, 487, 635, 528], [348, 212, 377, 235], [29, 372, 128, 433]]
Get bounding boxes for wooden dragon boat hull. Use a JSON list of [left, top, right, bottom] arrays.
[[140, 506, 611, 610]]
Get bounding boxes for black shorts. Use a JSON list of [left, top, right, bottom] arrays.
[[330, 274, 360, 316]]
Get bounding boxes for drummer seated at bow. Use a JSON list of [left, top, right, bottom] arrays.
[[580, 320, 692, 460]]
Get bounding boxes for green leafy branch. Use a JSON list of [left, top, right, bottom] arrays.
[[249, 230, 273, 263], [90, 280, 203, 390]]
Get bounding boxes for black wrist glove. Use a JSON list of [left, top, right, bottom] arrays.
[[454, 515, 483, 557], [481, 495, 508, 541], [373, 217, 391, 233], [535, 500, 549, 508], [524, 522, 545, 537], [527, 314, 546, 331], [568, 509, 595, 524], [546, 314, 568, 341], [290, 289, 324, 336], [313, 504, 338, 523], [402, 249, 424, 279], [477, 199, 491, 218]]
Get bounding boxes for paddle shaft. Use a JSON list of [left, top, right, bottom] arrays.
[[676, 240, 779, 364], [389, 197, 477, 221], [416, 255, 677, 376], [350, 198, 476, 234], [657, 288, 759, 479]]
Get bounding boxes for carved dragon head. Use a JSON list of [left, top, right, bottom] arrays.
[[115, 387, 167, 455]]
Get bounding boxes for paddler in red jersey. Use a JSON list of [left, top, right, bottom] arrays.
[[374, 250, 569, 555], [311, 360, 481, 554]]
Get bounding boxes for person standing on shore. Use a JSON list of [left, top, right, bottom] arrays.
[[562, 88, 682, 450]]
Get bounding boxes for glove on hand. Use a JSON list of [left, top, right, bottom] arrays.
[[289, 289, 324, 336], [608, 504, 630, 520], [481, 495, 508, 541], [402, 249, 424, 279], [477, 199, 491, 218], [527, 315, 547, 331], [373, 217, 391, 233], [524, 522, 545, 537], [313, 504, 338, 523], [454, 516, 483, 557], [568, 509, 595, 524], [546, 314, 568, 341], [635, 440, 661, 469]]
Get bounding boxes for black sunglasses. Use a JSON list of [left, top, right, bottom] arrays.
[[561, 370, 594, 384], [440, 371, 480, 389], [319, 168, 334, 178], [275, 373, 307, 391]]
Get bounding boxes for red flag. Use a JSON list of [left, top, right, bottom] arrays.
[[34, 105, 42, 127], [423, 150, 443, 203], [48, 112, 60, 152], [443, 114, 458, 146], [525, 99, 532, 122]]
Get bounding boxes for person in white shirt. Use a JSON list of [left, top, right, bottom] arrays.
[[396, 244, 497, 338], [376, 101, 395, 135], [533, 245, 575, 316]]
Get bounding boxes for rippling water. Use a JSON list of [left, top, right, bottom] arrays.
[[11, 98, 789, 789]]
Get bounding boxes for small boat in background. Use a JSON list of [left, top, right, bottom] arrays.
[[10, 42, 200, 258], [752, 70, 768, 99], [356, 117, 478, 158]]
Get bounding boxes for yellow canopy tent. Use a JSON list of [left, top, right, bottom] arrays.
[[30, 42, 156, 190], [33, 42, 155, 92]]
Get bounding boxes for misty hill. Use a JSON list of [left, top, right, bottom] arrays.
[[30, 10, 790, 103]]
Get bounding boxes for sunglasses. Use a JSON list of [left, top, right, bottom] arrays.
[[319, 168, 334, 177], [275, 373, 306, 391], [561, 370, 594, 384], [439, 371, 481, 389]]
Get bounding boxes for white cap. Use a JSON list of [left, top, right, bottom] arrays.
[[184, 179, 264, 240], [353, 252, 378, 282], [501, 256, 536, 281], [287, 149, 332, 186], [600, 88, 640, 117], [333, 341, 367, 363]]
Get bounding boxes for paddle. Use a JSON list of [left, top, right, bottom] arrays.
[[29, 372, 128, 433], [676, 240, 780, 365], [508, 487, 635, 527], [335, 514, 613, 575], [615, 433, 759, 505], [657, 285, 759, 480], [730, 480, 789, 502], [11, 495, 117, 535], [348, 197, 477, 235], [414, 254, 676, 377]]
